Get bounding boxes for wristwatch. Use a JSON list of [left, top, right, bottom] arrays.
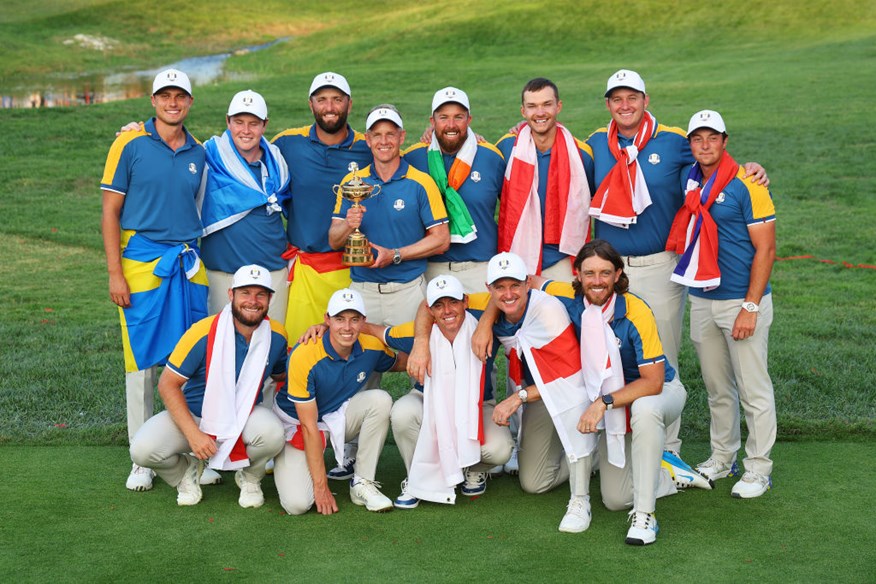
[[601, 394, 614, 410], [392, 248, 402, 265], [741, 301, 759, 313], [518, 389, 529, 404]]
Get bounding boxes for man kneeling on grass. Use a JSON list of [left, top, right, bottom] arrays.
[[272, 288, 405, 515], [130, 265, 288, 508]]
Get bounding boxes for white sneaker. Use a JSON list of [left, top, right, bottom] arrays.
[[327, 458, 356, 480], [393, 479, 419, 509], [350, 477, 393, 512], [696, 457, 739, 481], [731, 471, 771, 499], [661, 451, 713, 490], [235, 470, 265, 508], [177, 456, 203, 506], [461, 468, 488, 497], [199, 467, 223, 486], [625, 510, 659, 545], [558, 495, 591, 533], [504, 446, 519, 475], [126, 463, 154, 492]]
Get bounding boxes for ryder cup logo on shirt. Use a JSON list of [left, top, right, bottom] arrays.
[[471, 171, 481, 183], [393, 199, 405, 211], [188, 163, 197, 174], [357, 371, 366, 383], [648, 153, 661, 165], [716, 192, 726, 203]]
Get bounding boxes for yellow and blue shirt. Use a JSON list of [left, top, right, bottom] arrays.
[[278, 334, 397, 422], [166, 315, 289, 417], [101, 117, 204, 244], [271, 124, 372, 253], [333, 160, 449, 283]]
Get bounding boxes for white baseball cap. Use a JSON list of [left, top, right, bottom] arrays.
[[431, 87, 470, 114], [227, 90, 268, 120], [487, 252, 528, 285], [152, 68, 192, 96], [366, 107, 404, 130], [605, 69, 646, 97], [232, 264, 274, 292], [327, 288, 367, 317], [309, 71, 351, 97], [426, 274, 466, 306], [687, 109, 727, 136]]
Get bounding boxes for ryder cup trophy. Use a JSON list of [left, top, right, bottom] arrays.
[[334, 162, 381, 266]]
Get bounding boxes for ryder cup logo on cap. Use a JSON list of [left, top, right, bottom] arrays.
[[152, 68, 192, 96], [366, 107, 404, 131], [309, 71, 351, 97], [232, 264, 274, 292], [431, 86, 471, 114], [327, 288, 367, 317], [605, 69, 646, 97], [687, 109, 727, 136], [487, 252, 528, 285], [227, 90, 268, 120], [427, 274, 465, 306]]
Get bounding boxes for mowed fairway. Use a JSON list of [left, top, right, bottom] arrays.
[[1, 1, 874, 581]]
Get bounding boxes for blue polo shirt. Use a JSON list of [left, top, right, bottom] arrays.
[[333, 160, 449, 283], [278, 333, 397, 421], [101, 118, 204, 244], [542, 282, 675, 383], [496, 133, 595, 269], [271, 124, 372, 253], [200, 153, 288, 273], [165, 315, 289, 417], [587, 122, 695, 256], [383, 292, 497, 400], [403, 142, 505, 262], [688, 167, 776, 301]]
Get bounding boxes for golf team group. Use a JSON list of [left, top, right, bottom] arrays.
[[101, 66, 777, 546]]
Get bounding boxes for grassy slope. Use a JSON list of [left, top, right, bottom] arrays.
[[1, 0, 874, 444]]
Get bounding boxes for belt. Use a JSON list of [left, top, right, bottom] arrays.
[[427, 260, 482, 272], [353, 275, 424, 295], [624, 251, 677, 268]]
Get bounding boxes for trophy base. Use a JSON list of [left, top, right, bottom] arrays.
[[343, 234, 374, 267]]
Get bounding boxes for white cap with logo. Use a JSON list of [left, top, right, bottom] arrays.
[[366, 107, 404, 131], [309, 71, 351, 97], [605, 69, 646, 97], [232, 264, 274, 292], [431, 87, 470, 114], [327, 288, 367, 317], [687, 110, 727, 136], [487, 252, 528, 285], [227, 90, 268, 120], [426, 274, 466, 306], [152, 68, 193, 96]]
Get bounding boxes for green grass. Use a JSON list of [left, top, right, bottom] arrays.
[[1, 1, 875, 580]]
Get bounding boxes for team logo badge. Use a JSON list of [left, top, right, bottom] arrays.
[[498, 259, 510, 271], [188, 163, 197, 174], [614, 71, 626, 82], [471, 171, 481, 183], [342, 292, 355, 303], [648, 153, 661, 165], [242, 95, 253, 107], [716, 192, 726, 203], [250, 267, 262, 278], [436, 279, 447, 289], [698, 111, 712, 123], [393, 199, 405, 211], [166, 71, 177, 82], [357, 371, 366, 383], [615, 337, 622, 348], [444, 89, 457, 99]]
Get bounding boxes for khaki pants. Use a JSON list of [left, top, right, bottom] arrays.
[[516, 400, 589, 496]]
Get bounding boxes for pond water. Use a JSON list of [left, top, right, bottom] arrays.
[[1, 38, 289, 109]]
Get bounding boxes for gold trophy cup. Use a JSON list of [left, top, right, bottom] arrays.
[[334, 163, 381, 267]]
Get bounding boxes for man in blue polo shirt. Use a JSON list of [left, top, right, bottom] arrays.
[[271, 72, 373, 342], [273, 288, 406, 515], [329, 105, 450, 327], [200, 90, 290, 321], [403, 87, 505, 292], [129, 265, 288, 509], [101, 68, 208, 492], [670, 111, 777, 499]]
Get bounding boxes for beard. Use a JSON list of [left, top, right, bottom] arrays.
[[435, 129, 466, 154], [231, 302, 268, 327], [314, 109, 349, 134]]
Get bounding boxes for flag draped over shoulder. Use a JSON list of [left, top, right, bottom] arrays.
[[496, 290, 596, 462], [200, 130, 290, 236], [666, 152, 740, 289], [498, 124, 591, 274], [427, 131, 478, 243]]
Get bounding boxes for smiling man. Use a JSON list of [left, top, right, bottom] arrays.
[[129, 264, 288, 509], [272, 288, 406, 515], [495, 78, 593, 280], [101, 68, 209, 492]]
